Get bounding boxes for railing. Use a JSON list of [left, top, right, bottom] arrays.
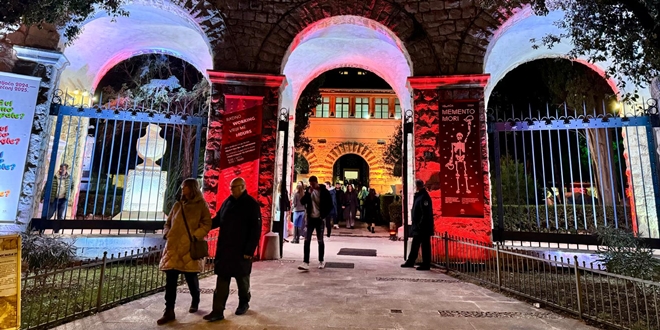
[[21, 233, 218, 329], [432, 234, 660, 330]]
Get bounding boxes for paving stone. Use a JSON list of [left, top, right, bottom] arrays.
[[53, 236, 597, 330]]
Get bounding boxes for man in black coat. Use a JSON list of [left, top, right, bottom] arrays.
[[401, 179, 434, 271], [298, 175, 333, 271], [204, 177, 262, 322], [333, 182, 345, 229]]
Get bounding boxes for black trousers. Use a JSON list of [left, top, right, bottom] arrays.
[[303, 217, 325, 263], [406, 235, 431, 267], [164, 270, 200, 309], [212, 275, 251, 312]]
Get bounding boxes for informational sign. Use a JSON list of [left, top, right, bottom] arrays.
[[0, 73, 41, 222], [216, 96, 263, 206], [0, 234, 21, 330], [438, 100, 484, 218]]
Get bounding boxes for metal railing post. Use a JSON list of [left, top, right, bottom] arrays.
[[496, 243, 501, 290], [573, 256, 583, 319], [444, 231, 450, 270], [96, 252, 108, 311]]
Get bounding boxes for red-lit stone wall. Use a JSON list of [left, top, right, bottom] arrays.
[[409, 75, 491, 258], [204, 72, 283, 259]]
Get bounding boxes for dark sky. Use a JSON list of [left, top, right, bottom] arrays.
[[317, 68, 391, 89]]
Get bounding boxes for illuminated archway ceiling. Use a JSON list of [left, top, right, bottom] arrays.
[[59, 1, 214, 91]]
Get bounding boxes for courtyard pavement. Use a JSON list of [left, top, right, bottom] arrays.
[[54, 227, 598, 330]]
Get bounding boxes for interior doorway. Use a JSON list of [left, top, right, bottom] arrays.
[[333, 154, 369, 187]]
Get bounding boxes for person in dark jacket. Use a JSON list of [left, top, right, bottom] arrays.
[[342, 184, 359, 229], [324, 181, 337, 238], [204, 177, 262, 322], [401, 179, 434, 271], [364, 188, 380, 234], [298, 176, 333, 271], [333, 182, 344, 229]]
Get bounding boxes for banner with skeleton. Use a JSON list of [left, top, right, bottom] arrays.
[[438, 101, 484, 218]]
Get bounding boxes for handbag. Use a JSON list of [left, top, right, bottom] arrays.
[[180, 204, 209, 260]]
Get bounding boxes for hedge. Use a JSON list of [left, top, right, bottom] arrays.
[[500, 204, 631, 233]]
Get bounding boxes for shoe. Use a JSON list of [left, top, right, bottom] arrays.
[[157, 308, 175, 325], [189, 300, 199, 313], [416, 265, 431, 271], [333, 224, 339, 229], [203, 311, 225, 322], [318, 261, 326, 269], [235, 303, 249, 315], [350, 226, 354, 229], [367, 225, 371, 231], [371, 227, 375, 233], [401, 263, 415, 268], [298, 262, 309, 271]]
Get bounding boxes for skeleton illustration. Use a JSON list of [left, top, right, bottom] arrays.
[[445, 115, 474, 194]]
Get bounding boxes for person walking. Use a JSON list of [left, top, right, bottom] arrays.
[[364, 188, 380, 234], [43, 163, 72, 233], [298, 176, 332, 271], [333, 182, 344, 229], [358, 185, 368, 220], [401, 179, 434, 271], [324, 181, 337, 238], [203, 178, 262, 322], [342, 184, 358, 229], [291, 182, 306, 244], [157, 178, 212, 325]]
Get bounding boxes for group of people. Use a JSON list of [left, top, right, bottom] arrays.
[[290, 179, 382, 244], [154, 175, 435, 325]]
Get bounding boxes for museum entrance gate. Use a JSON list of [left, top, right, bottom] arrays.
[[31, 91, 207, 234], [488, 101, 660, 246]]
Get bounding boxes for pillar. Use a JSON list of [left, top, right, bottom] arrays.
[[0, 46, 68, 235], [408, 74, 491, 244], [204, 71, 284, 258]]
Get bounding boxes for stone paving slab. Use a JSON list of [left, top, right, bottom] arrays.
[[54, 236, 599, 330]]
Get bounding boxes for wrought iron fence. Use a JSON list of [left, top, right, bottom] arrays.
[[488, 99, 660, 245], [432, 234, 660, 330], [31, 90, 207, 235], [21, 232, 218, 329]]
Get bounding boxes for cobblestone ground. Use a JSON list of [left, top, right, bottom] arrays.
[[54, 229, 598, 330]]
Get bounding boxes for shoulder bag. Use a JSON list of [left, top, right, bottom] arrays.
[[180, 204, 209, 260]]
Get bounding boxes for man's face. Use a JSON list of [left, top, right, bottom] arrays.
[[325, 183, 332, 189], [230, 180, 245, 198], [310, 181, 319, 189], [59, 165, 68, 173], [335, 183, 341, 190]]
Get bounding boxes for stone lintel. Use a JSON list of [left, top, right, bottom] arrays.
[[208, 70, 284, 88], [408, 74, 490, 90], [14, 45, 69, 70]]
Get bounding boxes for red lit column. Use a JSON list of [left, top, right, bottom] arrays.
[[408, 74, 492, 246], [205, 71, 284, 259]]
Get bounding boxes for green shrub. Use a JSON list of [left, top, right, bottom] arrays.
[[501, 204, 628, 233], [21, 233, 76, 275], [379, 194, 398, 224], [595, 226, 660, 281], [389, 201, 402, 228]]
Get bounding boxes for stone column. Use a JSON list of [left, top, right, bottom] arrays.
[[204, 71, 284, 258], [408, 75, 491, 245], [0, 46, 68, 234]]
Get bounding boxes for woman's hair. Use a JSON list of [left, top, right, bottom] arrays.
[[368, 188, 376, 197], [296, 181, 305, 193], [347, 184, 354, 192], [181, 178, 202, 201]]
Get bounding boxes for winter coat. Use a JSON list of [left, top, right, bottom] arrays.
[[363, 196, 380, 223], [327, 187, 338, 217], [159, 194, 212, 273], [212, 191, 262, 278], [342, 190, 359, 218], [410, 188, 434, 237], [335, 189, 345, 218], [301, 185, 333, 220]]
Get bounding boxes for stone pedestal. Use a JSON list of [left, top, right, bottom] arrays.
[[408, 75, 492, 255], [113, 169, 167, 220]]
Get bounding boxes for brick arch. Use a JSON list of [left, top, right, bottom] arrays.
[[297, 150, 319, 171], [252, 0, 440, 76], [322, 142, 383, 174]]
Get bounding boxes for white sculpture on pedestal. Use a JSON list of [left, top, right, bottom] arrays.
[[114, 124, 168, 220]]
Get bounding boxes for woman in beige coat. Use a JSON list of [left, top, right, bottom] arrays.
[[157, 178, 212, 325]]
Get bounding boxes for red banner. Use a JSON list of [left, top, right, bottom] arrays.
[[216, 96, 263, 207], [438, 100, 484, 218]]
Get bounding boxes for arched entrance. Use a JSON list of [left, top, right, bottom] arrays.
[[333, 154, 369, 187]]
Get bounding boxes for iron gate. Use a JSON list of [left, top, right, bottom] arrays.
[[489, 99, 660, 247], [31, 91, 207, 234]]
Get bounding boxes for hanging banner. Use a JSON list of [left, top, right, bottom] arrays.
[[216, 96, 263, 207], [0, 73, 41, 222], [438, 100, 484, 218], [0, 234, 21, 330]]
